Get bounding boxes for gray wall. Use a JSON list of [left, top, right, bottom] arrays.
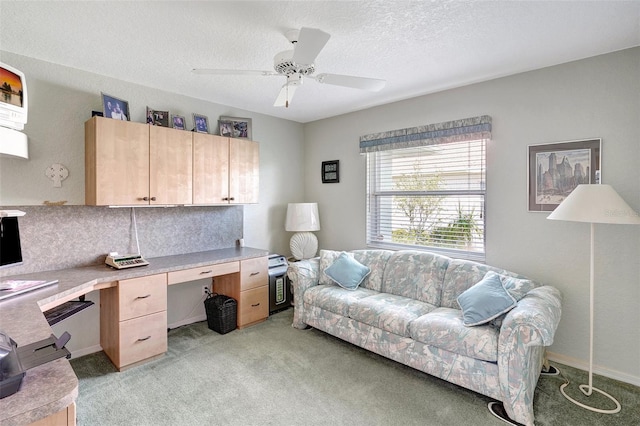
[[303, 48, 640, 386], [0, 51, 305, 355]]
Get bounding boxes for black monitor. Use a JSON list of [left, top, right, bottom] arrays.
[[0, 216, 23, 269]]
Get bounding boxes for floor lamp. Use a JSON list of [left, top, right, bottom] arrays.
[[285, 203, 321, 260], [547, 184, 640, 413]]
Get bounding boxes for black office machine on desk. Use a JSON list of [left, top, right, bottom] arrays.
[[0, 330, 71, 399]]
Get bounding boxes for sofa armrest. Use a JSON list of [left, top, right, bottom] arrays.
[[499, 285, 563, 348], [287, 258, 320, 329], [497, 285, 562, 425]]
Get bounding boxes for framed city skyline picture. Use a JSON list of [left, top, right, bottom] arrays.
[[528, 138, 601, 212]]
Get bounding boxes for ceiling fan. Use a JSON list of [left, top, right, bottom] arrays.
[[192, 27, 386, 108]]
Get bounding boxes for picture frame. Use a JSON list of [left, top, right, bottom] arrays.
[[528, 138, 601, 212], [322, 160, 340, 183], [101, 92, 129, 121], [218, 120, 234, 137], [219, 116, 252, 139], [192, 113, 209, 133], [172, 115, 186, 130], [146, 107, 169, 127]]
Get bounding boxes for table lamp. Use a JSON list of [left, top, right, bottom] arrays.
[[547, 184, 640, 413], [285, 203, 321, 260]]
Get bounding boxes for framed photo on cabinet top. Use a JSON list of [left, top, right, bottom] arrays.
[[528, 138, 601, 212], [219, 116, 252, 139], [172, 115, 186, 130], [193, 113, 209, 133], [101, 92, 129, 121]]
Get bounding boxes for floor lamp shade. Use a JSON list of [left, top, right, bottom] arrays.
[[547, 184, 640, 414], [286, 203, 321, 260], [547, 184, 640, 225]]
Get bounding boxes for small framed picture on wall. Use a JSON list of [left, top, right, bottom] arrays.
[[322, 160, 340, 183]]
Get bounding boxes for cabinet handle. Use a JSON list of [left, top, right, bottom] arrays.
[[251, 303, 260, 307], [141, 196, 149, 201], [137, 336, 151, 342], [250, 272, 260, 276], [136, 294, 151, 299], [229, 197, 235, 201], [222, 197, 228, 201], [150, 196, 157, 201], [200, 270, 213, 274]]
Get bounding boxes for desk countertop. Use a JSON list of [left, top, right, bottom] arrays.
[[0, 246, 268, 426]]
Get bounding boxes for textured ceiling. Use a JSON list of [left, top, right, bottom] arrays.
[[1, 1, 639, 123]]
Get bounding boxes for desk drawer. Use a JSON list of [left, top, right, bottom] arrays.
[[118, 310, 167, 367], [167, 262, 240, 285], [240, 257, 268, 291], [119, 274, 167, 321], [239, 285, 268, 326]]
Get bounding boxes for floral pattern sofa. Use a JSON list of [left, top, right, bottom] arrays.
[[287, 249, 562, 426]]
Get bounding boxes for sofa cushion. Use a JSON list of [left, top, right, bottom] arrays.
[[324, 252, 371, 290], [380, 251, 450, 306], [409, 307, 500, 362], [319, 249, 392, 292], [303, 285, 378, 317], [440, 258, 523, 310], [349, 293, 436, 337], [457, 272, 518, 326]]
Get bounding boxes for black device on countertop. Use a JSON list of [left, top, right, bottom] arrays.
[[0, 330, 71, 399]]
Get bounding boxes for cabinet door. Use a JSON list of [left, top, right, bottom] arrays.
[[85, 117, 149, 205], [192, 133, 229, 204], [229, 138, 259, 204], [150, 126, 193, 205]]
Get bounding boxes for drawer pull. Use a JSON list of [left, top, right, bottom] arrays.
[[137, 336, 151, 342], [250, 272, 260, 276], [251, 303, 260, 307], [136, 294, 151, 300], [200, 270, 213, 274]]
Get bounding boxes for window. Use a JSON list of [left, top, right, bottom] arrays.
[[361, 116, 490, 262]]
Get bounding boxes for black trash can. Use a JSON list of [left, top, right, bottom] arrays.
[[204, 293, 237, 334]]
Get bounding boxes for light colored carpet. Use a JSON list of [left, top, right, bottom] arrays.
[[70, 309, 639, 425]]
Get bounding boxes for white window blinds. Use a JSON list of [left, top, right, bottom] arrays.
[[361, 116, 490, 261]]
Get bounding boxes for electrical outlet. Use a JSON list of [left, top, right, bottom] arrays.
[[202, 285, 210, 297]]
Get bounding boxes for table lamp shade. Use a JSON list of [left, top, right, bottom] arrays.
[[547, 184, 640, 225], [285, 203, 321, 231]]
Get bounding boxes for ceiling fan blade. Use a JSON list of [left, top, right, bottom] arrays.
[[314, 73, 386, 91], [192, 69, 276, 76], [292, 27, 330, 65], [274, 83, 298, 107]]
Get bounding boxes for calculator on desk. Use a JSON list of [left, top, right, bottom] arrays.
[[105, 254, 149, 269]]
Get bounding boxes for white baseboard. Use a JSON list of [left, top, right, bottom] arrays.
[[69, 344, 103, 359], [547, 351, 640, 387], [168, 314, 206, 330]]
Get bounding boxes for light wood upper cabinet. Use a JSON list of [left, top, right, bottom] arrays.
[[149, 125, 193, 205], [230, 137, 259, 204], [193, 133, 229, 204], [86, 117, 257, 206], [86, 117, 192, 206], [85, 117, 150, 206], [193, 134, 259, 205]]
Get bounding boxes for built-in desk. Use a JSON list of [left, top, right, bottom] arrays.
[[0, 247, 268, 426]]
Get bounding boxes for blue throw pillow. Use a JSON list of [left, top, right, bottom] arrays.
[[457, 271, 517, 326], [324, 252, 371, 291]]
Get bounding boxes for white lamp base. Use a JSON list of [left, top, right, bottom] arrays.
[[290, 231, 318, 260], [560, 383, 621, 414]]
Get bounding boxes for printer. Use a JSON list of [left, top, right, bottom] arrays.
[[0, 330, 71, 399]]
